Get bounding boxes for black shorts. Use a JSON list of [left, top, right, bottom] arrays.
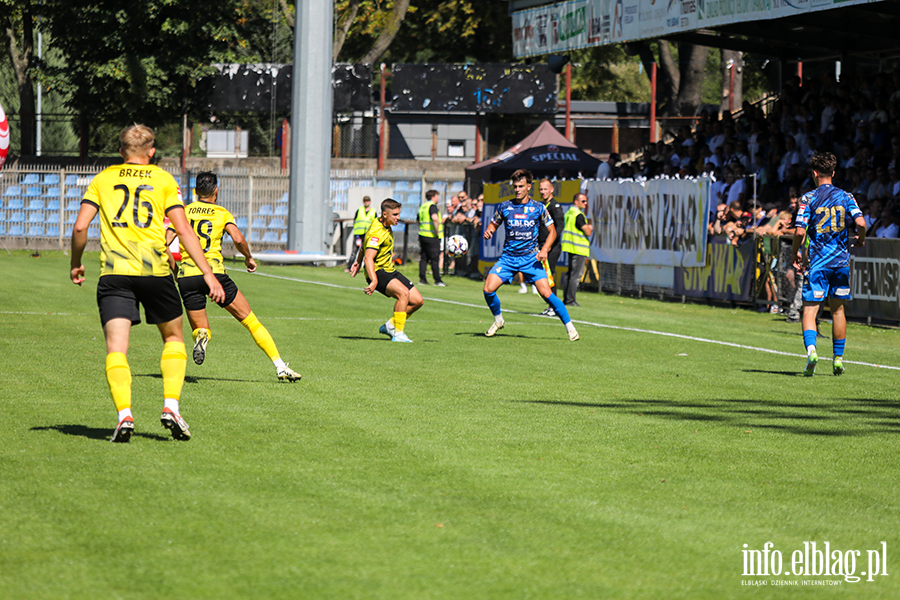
[[97, 274, 183, 327], [419, 236, 442, 262], [177, 273, 240, 311], [367, 269, 414, 297]]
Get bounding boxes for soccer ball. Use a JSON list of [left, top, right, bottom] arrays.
[[445, 234, 469, 258]]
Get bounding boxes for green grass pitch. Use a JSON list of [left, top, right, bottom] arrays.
[[1, 250, 898, 599]]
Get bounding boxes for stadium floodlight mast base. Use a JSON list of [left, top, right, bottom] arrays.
[[287, 0, 333, 254]]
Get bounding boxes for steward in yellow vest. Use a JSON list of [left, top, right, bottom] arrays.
[[417, 189, 445, 286], [346, 195, 376, 270], [561, 193, 593, 306]]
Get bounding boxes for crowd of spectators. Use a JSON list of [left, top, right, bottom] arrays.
[[443, 191, 483, 277], [597, 73, 900, 243]]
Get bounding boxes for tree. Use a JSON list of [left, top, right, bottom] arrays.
[[39, 0, 252, 140], [630, 40, 710, 117], [0, 0, 37, 156]]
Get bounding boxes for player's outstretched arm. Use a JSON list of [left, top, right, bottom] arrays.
[[362, 247, 378, 295], [225, 223, 257, 273], [483, 221, 497, 240], [169, 206, 226, 303], [69, 203, 98, 285], [538, 223, 556, 262], [349, 241, 365, 277], [853, 216, 867, 247], [791, 228, 807, 270]]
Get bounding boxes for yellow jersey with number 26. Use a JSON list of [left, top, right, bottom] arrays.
[[83, 163, 183, 277]]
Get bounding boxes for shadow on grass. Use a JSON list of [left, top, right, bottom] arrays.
[[519, 397, 900, 436], [136, 373, 253, 384], [742, 369, 804, 377], [30, 424, 169, 442]]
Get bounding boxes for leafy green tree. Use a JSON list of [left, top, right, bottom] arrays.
[[0, 0, 37, 155], [39, 0, 256, 150]]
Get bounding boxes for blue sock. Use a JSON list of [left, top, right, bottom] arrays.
[[484, 291, 502, 317], [802, 329, 817, 352], [545, 294, 571, 324], [833, 338, 845, 357]]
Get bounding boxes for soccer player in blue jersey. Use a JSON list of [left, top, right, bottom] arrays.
[[791, 152, 866, 376], [482, 169, 579, 341]]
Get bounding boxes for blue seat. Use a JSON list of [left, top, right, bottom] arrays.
[[65, 199, 81, 211], [4, 185, 21, 196], [376, 180, 391, 188], [411, 181, 422, 191], [277, 192, 289, 203], [46, 200, 60, 211], [27, 199, 44, 211], [235, 217, 248, 230], [262, 231, 278, 243], [46, 225, 59, 237], [449, 181, 464, 192], [65, 187, 82, 198], [45, 212, 60, 224], [44, 187, 60, 198], [87, 226, 100, 239], [279, 232, 288, 243], [28, 225, 44, 237], [250, 230, 262, 242], [64, 174, 78, 186], [274, 204, 288, 216], [42, 174, 60, 185], [395, 181, 410, 191], [66, 212, 77, 224], [8, 224, 24, 236], [65, 226, 73, 237], [0, 210, 5, 221], [267, 218, 285, 230], [7, 198, 23, 209], [257, 205, 273, 216], [0, 223, 5, 235], [27, 212, 43, 224], [24, 186, 41, 197], [21, 174, 40, 185], [8, 211, 24, 223]]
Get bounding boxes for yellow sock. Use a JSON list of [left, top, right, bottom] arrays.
[[240, 312, 281, 362], [105, 352, 132, 412], [393, 311, 407, 333], [160, 341, 187, 401]]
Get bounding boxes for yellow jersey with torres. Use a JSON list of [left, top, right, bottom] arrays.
[[177, 201, 235, 278], [363, 217, 395, 273], [83, 163, 183, 277]]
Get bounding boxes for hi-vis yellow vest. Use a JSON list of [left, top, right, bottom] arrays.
[[561, 206, 590, 256], [353, 205, 377, 235], [417, 201, 443, 239]]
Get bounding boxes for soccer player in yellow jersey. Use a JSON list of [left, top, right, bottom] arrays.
[[165, 172, 300, 382], [349, 198, 424, 342], [69, 124, 225, 443]]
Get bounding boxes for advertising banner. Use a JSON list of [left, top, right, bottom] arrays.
[[674, 237, 755, 302], [848, 238, 900, 322], [583, 177, 709, 267], [512, 0, 876, 58]]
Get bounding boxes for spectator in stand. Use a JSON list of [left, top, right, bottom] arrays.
[[890, 168, 900, 198], [778, 135, 802, 182], [708, 202, 729, 237], [873, 208, 899, 238], [753, 153, 771, 203], [867, 167, 892, 202], [595, 153, 620, 180], [723, 200, 752, 245], [727, 163, 747, 206], [734, 140, 752, 172], [708, 120, 726, 152]]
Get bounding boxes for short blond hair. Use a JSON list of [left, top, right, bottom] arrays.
[[119, 124, 155, 158]]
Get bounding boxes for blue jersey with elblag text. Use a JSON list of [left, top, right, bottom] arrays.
[[795, 184, 862, 270], [490, 199, 553, 257]]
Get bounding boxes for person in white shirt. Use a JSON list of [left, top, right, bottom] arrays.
[[595, 153, 619, 179], [778, 136, 802, 182]]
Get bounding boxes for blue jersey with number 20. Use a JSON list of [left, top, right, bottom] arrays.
[[795, 184, 862, 270], [491, 199, 553, 257]]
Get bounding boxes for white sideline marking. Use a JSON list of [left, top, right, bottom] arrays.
[[247, 269, 900, 372]]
